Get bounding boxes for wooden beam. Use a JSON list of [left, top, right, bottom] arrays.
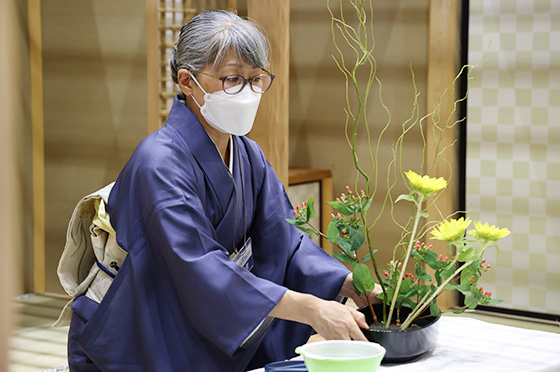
[[146, 0, 160, 134], [247, 0, 290, 187], [425, 0, 463, 310], [29, 0, 46, 293]]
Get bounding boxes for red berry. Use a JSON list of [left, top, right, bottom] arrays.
[[486, 265, 492, 269], [470, 275, 475, 281], [481, 258, 487, 264], [293, 210, 297, 217]]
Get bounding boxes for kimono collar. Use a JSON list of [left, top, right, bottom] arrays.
[[166, 97, 237, 216]]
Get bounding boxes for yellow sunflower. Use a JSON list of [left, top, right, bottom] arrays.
[[431, 217, 472, 243], [468, 221, 511, 243], [405, 170, 447, 196]]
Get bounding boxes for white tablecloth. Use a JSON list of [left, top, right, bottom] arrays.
[[249, 316, 560, 372]]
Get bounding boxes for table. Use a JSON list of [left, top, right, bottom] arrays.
[[248, 316, 560, 372]]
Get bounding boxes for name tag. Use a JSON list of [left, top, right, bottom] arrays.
[[232, 237, 253, 271]]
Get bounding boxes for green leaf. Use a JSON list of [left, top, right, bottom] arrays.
[[430, 301, 441, 317], [420, 211, 429, 218], [306, 197, 316, 221], [348, 227, 365, 251], [352, 263, 375, 296], [399, 276, 412, 294], [332, 252, 356, 263], [337, 237, 352, 251], [457, 246, 479, 262], [297, 226, 318, 235], [465, 294, 479, 309], [326, 221, 340, 243], [328, 201, 354, 216], [443, 283, 457, 291], [401, 298, 416, 309], [440, 266, 455, 280], [423, 250, 440, 270], [415, 263, 427, 277], [416, 285, 430, 298], [395, 193, 415, 203], [285, 218, 297, 226], [362, 250, 378, 263], [456, 283, 472, 295], [483, 298, 503, 306], [453, 308, 467, 314]]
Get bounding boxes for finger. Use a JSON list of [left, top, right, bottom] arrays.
[[351, 309, 369, 329], [349, 322, 368, 341]]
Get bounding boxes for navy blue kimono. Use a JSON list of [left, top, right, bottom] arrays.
[[67, 97, 350, 372]]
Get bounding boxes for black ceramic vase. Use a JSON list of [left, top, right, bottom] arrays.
[[358, 303, 440, 363]]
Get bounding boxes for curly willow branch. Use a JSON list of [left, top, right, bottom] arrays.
[[327, 0, 478, 328]]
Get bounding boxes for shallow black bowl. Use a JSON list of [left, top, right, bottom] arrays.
[[358, 303, 440, 363]]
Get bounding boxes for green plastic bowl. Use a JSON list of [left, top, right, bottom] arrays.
[[295, 340, 386, 372]]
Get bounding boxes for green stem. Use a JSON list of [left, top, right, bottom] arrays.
[[386, 194, 425, 327]]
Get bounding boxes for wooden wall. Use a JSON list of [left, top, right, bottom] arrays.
[[24, 0, 462, 304], [40, 1, 148, 293]]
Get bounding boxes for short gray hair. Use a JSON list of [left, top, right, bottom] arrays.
[[169, 10, 270, 84]]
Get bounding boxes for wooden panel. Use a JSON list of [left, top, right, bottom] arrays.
[[425, 0, 462, 309], [29, 0, 46, 293], [289, 168, 331, 185], [247, 0, 290, 187], [0, 0, 26, 365], [288, 168, 333, 252]]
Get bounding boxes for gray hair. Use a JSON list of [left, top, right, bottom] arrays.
[[169, 10, 270, 84]]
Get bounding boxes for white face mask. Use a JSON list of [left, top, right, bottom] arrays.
[[189, 73, 262, 136]]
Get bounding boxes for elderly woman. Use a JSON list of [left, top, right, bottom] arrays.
[[67, 10, 377, 372]]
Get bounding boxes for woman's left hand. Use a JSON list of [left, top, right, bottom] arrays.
[[339, 273, 383, 308]]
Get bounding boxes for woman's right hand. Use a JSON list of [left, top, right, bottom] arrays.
[[268, 290, 368, 341], [305, 299, 368, 341]]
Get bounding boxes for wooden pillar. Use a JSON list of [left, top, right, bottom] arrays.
[[146, 0, 160, 134], [0, 0, 25, 367], [247, 0, 290, 187], [425, 0, 463, 309], [29, 0, 46, 293]]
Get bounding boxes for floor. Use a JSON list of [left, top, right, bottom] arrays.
[[9, 294, 560, 372], [10, 294, 69, 372]]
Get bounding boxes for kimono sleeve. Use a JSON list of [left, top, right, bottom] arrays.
[[140, 182, 287, 358], [250, 155, 351, 301]]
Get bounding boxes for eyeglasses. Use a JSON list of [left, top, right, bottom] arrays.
[[199, 70, 276, 95]]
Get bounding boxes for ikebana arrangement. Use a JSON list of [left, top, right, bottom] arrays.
[[286, 0, 510, 343]]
